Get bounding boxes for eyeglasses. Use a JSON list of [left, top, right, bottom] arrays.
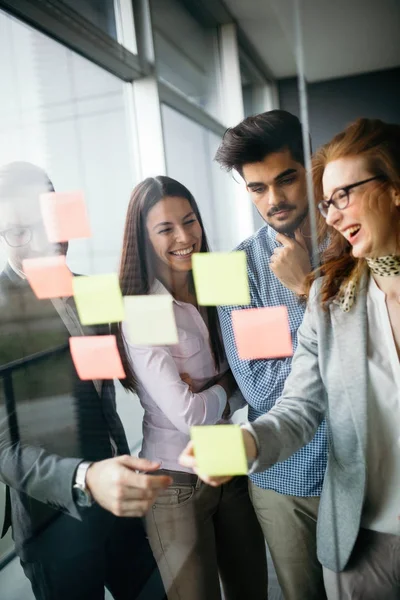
[[0, 226, 33, 247], [318, 175, 384, 218]]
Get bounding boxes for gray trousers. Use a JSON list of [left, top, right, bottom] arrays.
[[249, 483, 326, 600], [145, 472, 268, 600], [323, 528, 400, 600]]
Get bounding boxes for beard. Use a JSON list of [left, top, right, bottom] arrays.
[[266, 204, 309, 235]]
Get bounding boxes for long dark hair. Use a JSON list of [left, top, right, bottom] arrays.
[[116, 175, 225, 392]]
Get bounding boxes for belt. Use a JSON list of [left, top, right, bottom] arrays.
[[156, 468, 198, 486]]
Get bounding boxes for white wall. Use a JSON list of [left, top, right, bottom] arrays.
[[161, 103, 251, 251]]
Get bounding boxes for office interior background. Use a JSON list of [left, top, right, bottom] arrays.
[[0, 0, 399, 597]]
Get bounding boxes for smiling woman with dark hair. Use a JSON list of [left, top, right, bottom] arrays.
[[116, 175, 267, 600]]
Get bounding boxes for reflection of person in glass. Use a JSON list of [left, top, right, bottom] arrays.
[[181, 118, 400, 600], [116, 176, 268, 600], [0, 162, 169, 600]]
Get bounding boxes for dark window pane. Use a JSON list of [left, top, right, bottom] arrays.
[[61, 0, 117, 40]]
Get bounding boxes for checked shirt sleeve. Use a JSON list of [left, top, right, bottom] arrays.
[[218, 304, 293, 415]]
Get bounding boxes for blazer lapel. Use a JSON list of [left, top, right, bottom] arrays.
[[330, 279, 368, 457]]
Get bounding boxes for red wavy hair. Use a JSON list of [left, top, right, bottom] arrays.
[[308, 118, 400, 304]]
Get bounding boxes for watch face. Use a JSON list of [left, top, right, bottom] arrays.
[[73, 485, 92, 507]]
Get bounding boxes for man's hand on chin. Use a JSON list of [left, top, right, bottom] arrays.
[[270, 229, 311, 295]]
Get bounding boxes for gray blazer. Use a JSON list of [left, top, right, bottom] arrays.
[[250, 276, 369, 572]]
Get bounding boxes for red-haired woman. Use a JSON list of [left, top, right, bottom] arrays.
[[180, 118, 400, 599], [116, 176, 267, 600]]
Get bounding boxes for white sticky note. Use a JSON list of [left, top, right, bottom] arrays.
[[124, 294, 179, 345]]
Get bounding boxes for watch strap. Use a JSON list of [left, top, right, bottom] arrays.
[[74, 461, 92, 489]]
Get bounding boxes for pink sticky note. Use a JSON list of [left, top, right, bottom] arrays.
[[23, 255, 73, 299], [232, 306, 293, 360], [69, 335, 126, 380], [40, 191, 91, 243]]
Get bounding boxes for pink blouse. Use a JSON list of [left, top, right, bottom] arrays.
[[123, 280, 231, 472]]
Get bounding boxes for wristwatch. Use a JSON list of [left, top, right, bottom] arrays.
[[73, 461, 94, 507]]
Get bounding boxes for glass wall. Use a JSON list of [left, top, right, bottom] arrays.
[[0, 1, 266, 597], [161, 104, 246, 251], [152, 0, 222, 120], [61, 0, 118, 39], [0, 7, 144, 569], [0, 10, 136, 276]]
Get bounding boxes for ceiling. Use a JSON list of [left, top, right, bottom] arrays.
[[224, 0, 400, 82]]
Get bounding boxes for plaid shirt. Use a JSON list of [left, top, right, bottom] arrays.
[[218, 225, 327, 496]]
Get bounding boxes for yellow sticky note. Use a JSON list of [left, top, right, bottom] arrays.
[[124, 295, 178, 345], [73, 273, 124, 325], [190, 425, 248, 476], [192, 252, 250, 306]]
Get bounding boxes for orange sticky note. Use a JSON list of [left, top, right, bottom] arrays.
[[40, 191, 91, 243], [69, 335, 126, 380], [232, 306, 293, 359], [23, 255, 73, 299]]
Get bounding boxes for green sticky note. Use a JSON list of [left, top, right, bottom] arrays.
[[190, 425, 248, 476], [192, 252, 250, 306], [73, 273, 124, 325]]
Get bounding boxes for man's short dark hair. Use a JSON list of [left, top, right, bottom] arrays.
[[214, 110, 305, 175], [0, 161, 54, 201]]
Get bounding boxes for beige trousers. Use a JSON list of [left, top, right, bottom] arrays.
[[249, 483, 326, 600], [323, 528, 400, 600], [145, 473, 268, 600]]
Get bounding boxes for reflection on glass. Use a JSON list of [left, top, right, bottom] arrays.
[[0, 9, 136, 276], [161, 104, 243, 251], [152, 0, 221, 119], [61, 0, 117, 40], [0, 8, 140, 587]]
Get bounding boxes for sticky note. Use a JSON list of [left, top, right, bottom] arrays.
[[192, 252, 250, 306], [191, 425, 248, 476], [40, 191, 91, 243], [69, 335, 125, 380], [232, 306, 293, 360], [124, 295, 178, 345], [73, 273, 124, 325], [23, 255, 73, 299]]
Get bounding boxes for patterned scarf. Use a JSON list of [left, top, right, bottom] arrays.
[[336, 255, 400, 312], [365, 255, 400, 277]]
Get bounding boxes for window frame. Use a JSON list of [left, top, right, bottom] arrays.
[[0, 0, 151, 81]]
